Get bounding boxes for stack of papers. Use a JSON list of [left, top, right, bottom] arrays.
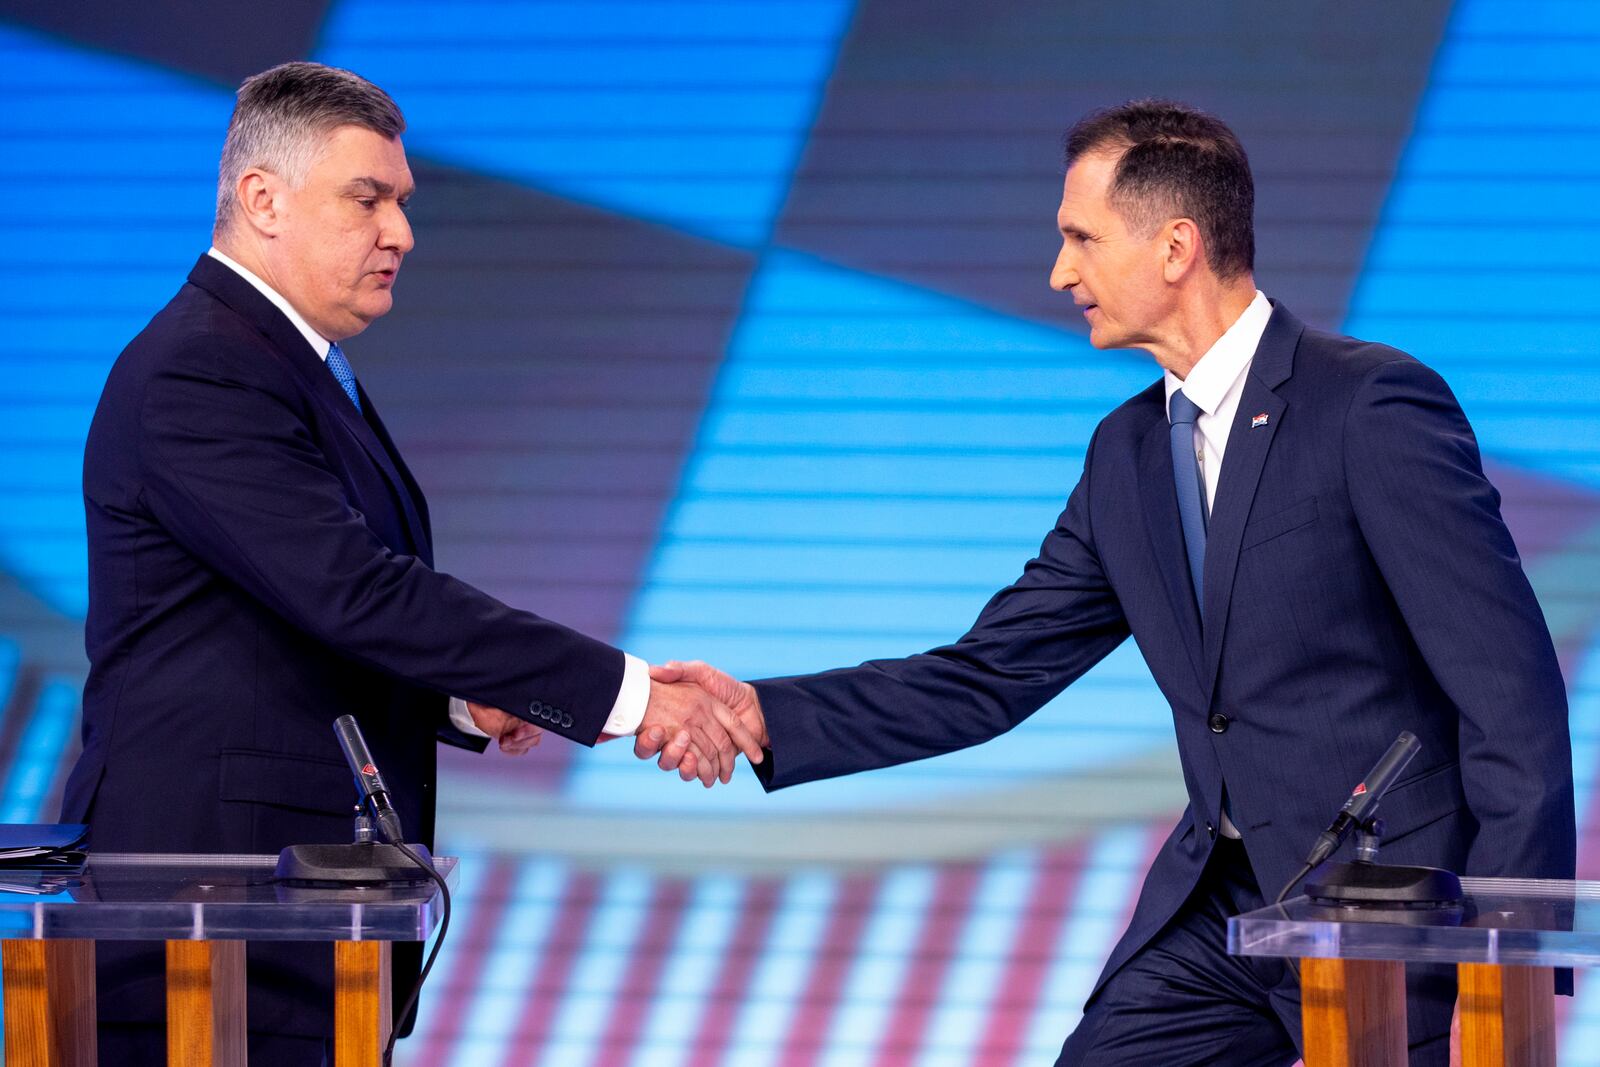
[[0, 823, 87, 867]]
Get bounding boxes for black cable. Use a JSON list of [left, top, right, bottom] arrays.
[[384, 841, 451, 1067], [1274, 861, 1313, 906]]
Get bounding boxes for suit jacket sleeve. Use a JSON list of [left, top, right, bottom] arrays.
[[1343, 357, 1574, 881], [135, 338, 623, 743], [753, 429, 1130, 790]]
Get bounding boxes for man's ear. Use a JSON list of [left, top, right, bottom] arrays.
[[1162, 217, 1203, 284], [234, 169, 287, 236]]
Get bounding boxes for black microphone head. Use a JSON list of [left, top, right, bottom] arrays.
[[1341, 730, 1422, 821], [332, 715, 390, 797]]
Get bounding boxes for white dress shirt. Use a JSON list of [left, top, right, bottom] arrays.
[[205, 248, 649, 738], [1162, 290, 1273, 516], [1162, 289, 1272, 836]]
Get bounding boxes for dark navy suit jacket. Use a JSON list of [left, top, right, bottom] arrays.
[[65, 253, 623, 1036], [753, 303, 1575, 1002]]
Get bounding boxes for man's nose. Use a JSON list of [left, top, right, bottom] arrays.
[[1050, 248, 1077, 292], [383, 205, 415, 254]]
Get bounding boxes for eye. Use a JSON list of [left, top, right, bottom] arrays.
[[356, 198, 377, 209]]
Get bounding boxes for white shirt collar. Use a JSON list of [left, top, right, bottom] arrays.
[[1163, 290, 1272, 416], [206, 246, 334, 362]]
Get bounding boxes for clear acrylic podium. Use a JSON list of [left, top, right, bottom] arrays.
[[1229, 876, 1591, 1067], [0, 852, 455, 1067]]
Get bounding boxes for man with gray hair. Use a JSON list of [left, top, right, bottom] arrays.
[[66, 60, 759, 1063]]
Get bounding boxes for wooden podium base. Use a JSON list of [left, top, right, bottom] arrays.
[[334, 940, 393, 1067], [1301, 958, 1555, 1067], [1300, 957, 1407, 1067], [1, 940, 96, 1067], [0, 937, 393, 1066], [1458, 962, 1555, 1066]]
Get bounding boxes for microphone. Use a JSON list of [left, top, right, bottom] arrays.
[[333, 714, 405, 845], [1303, 730, 1420, 869]]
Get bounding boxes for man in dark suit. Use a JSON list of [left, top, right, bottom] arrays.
[[67, 61, 759, 1063], [650, 100, 1574, 1064]]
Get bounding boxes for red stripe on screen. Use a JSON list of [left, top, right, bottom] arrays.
[[591, 878, 693, 1067], [970, 845, 1088, 1067], [872, 863, 984, 1067], [409, 854, 521, 1067], [684, 879, 783, 1067], [774, 875, 880, 1067], [499, 869, 605, 1067]]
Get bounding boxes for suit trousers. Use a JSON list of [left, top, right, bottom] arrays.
[[1056, 837, 1453, 1066]]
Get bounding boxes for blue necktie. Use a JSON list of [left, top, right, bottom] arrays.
[[326, 342, 362, 413], [1169, 389, 1207, 605]]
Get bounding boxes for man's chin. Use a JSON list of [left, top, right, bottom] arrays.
[[342, 295, 394, 336]]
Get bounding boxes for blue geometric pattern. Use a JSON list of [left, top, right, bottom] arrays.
[[316, 0, 856, 247], [0, 22, 231, 616], [1344, 0, 1600, 487]]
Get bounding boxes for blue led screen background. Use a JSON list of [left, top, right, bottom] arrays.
[[1, 1, 1598, 1063]]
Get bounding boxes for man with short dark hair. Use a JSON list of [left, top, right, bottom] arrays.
[[70, 60, 758, 1063], [651, 100, 1574, 1064]]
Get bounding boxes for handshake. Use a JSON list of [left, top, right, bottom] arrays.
[[466, 662, 767, 787]]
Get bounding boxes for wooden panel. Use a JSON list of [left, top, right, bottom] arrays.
[[334, 940, 392, 1067], [1299, 957, 1407, 1067], [166, 940, 246, 1067], [2, 939, 97, 1067], [1458, 963, 1555, 1067]]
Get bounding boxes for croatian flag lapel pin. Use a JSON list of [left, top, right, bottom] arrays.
[[1250, 412, 1270, 429]]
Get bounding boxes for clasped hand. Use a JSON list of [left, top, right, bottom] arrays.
[[467, 661, 767, 787], [637, 661, 767, 786]]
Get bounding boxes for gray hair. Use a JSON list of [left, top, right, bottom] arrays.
[[214, 61, 405, 235]]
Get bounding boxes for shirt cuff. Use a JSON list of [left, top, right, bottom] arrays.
[[448, 696, 491, 739], [602, 653, 649, 736]]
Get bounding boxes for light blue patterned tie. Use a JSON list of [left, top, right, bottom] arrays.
[[1169, 389, 1207, 605], [326, 342, 362, 413]]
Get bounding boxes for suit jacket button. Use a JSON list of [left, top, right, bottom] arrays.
[[1208, 713, 1230, 734], [1206, 821, 1216, 838], [529, 700, 545, 715], [561, 714, 573, 728]]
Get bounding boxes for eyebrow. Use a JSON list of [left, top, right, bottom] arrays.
[[341, 177, 413, 199]]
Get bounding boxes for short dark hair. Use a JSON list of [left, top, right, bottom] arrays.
[[1063, 100, 1254, 280], [215, 61, 405, 234]]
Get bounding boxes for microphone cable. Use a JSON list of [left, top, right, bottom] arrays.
[[383, 840, 451, 1067], [1274, 861, 1313, 906]]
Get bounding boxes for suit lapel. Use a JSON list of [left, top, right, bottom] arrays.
[[321, 378, 431, 556], [1139, 414, 1207, 688], [186, 255, 431, 557], [1199, 305, 1304, 702], [358, 384, 434, 564]]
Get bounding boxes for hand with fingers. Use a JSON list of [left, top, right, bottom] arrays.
[[602, 677, 765, 787], [467, 701, 544, 755], [642, 661, 768, 783]]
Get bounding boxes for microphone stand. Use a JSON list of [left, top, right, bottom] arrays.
[[1302, 816, 1463, 908], [274, 805, 435, 885]]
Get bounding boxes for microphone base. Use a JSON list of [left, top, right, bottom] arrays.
[[274, 842, 435, 886], [1304, 860, 1464, 908]]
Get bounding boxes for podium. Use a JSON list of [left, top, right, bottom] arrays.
[[0, 851, 454, 1066], [1229, 876, 1587, 1066]]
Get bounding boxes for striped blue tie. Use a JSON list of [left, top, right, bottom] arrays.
[[1169, 389, 1207, 604], [326, 342, 362, 413]]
